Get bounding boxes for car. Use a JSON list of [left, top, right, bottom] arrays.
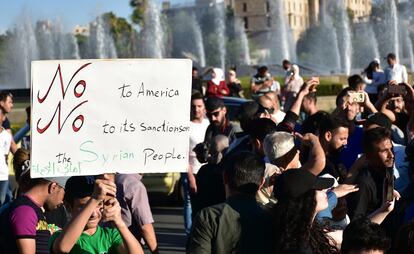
[[142, 96, 249, 200]]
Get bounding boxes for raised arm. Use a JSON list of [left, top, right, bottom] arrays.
[[102, 198, 143, 254], [296, 132, 326, 176], [52, 179, 116, 254]]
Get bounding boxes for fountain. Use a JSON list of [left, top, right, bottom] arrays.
[[268, 0, 291, 64], [4, 15, 39, 88], [332, 1, 352, 74], [352, 22, 380, 69], [234, 18, 251, 66], [214, 2, 226, 70], [399, 19, 414, 71], [89, 16, 117, 59], [192, 14, 206, 67], [141, 1, 165, 58]]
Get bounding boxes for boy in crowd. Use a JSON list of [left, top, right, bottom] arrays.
[[50, 175, 143, 254], [0, 168, 66, 254]]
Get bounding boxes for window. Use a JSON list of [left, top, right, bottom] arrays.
[[244, 17, 249, 29], [267, 16, 271, 27], [266, 1, 270, 13], [243, 3, 247, 12]]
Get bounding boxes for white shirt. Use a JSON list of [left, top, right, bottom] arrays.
[[188, 118, 210, 174], [0, 129, 11, 181], [385, 63, 408, 84]]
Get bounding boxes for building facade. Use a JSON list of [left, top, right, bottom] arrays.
[[232, 0, 371, 41]]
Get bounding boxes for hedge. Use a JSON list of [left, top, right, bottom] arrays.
[[238, 76, 345, 99]]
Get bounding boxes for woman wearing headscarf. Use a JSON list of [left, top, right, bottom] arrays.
[[206, 68, 230, 98], [283, 64, 304, 111]]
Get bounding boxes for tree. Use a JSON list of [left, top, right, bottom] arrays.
[[130, 0, 147, 26], [102, 12, 139, 57]]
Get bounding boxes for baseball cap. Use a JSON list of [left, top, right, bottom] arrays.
[[44, 177, 70, 189], [274, 169, 335, 200], [64, 176, 95, 202], [264, 132, 295, 160], [16, 159, 69, 188], [365, 113, 392, 130], [205, 97, 225, 112]]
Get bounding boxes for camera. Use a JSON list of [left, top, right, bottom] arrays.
[[193, 142, 210, 163], [349, 92, 365, 103]]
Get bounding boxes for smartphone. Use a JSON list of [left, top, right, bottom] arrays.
[[349, 92, 365, 103], [384, 167, 394, 202], [387, 85, 406, 95]]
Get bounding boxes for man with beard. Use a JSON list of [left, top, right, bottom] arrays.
[[333, 87, 377, 169], [318, 115, 350, 181], [347, 127, 398, 221], [317, 114, 350, 228], [203, 97, 236, 147]]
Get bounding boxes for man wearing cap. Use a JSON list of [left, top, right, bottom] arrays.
[[187, 152, 273, 253], [264, 131, 325, 176], [0, 167, 67, 254], [385, 53, 408, 84], [203, 97, 236, 145]]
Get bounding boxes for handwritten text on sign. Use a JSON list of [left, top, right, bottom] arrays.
[[31, 59, 192, 177]]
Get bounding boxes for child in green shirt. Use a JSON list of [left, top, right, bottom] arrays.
[[50, 175, 143, 254]]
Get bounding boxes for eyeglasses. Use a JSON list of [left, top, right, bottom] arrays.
[[264, 107, 275, 115], [207, 110, 221, 118]]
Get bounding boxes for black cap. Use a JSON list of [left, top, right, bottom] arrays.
[[205, 97, 225, 112], [274, 169, 335, 200], [366, 113, 392, 130], [64, 176, 95, 202]]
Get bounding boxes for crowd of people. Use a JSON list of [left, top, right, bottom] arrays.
[[186, 54, 414, 253], [0, 53, 412, 253]]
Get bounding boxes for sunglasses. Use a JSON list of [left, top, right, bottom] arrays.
[[207, 110, 221, 118], [264, 107, 275, 115]]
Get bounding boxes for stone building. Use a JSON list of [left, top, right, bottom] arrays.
[[232, 0, 371, 41]]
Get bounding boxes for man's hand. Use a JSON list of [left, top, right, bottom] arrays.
[[92, 178, 117, 202], [332, 184, 359, 198], [102, 198, 125, 228], [188, 175, 197, 194], [295, 132, 319, 147], [380, 190, 401, 213], [299, 77, 319, 96]]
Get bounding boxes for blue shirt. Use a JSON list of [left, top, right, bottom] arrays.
[[340, 125, 364, 169]]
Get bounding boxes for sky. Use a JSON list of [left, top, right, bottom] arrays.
[[0, 0, 189, 34]]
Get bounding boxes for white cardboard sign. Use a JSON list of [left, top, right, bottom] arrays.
[[31, 59, 192, 177]]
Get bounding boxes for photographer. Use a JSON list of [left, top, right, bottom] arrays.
[[376, 82, 414, 145], [250, 66, 280, 99], [194, 97, 236, 164]]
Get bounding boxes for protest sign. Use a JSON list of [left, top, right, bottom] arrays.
[[31, 59, 192, 177]]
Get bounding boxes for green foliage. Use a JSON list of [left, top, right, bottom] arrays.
[[102, 12, 138, 58], [130, 0, 146, 26]]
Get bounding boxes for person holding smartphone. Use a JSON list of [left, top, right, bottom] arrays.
[[347, 127, 400, 223]]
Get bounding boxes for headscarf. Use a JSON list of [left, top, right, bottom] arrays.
[[211, 68, 225, 85]]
